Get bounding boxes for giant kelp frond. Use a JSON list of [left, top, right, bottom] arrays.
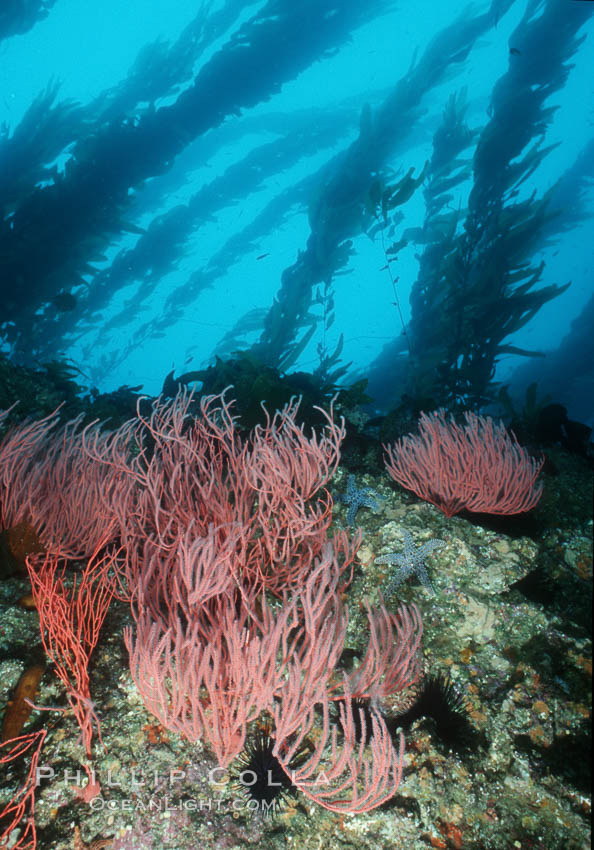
[[403, 0, 591, 409], [0, 0, 57, 44], [251, 1, 517, 373]]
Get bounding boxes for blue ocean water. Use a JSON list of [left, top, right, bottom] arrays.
[[1, 0, 593, 423]]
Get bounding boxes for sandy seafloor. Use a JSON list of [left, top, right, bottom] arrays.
[[1, 446, 591, 850]]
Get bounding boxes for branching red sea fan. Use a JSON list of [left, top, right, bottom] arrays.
[[84, 388, 357, 597], [0, 730, 47, 850], [126, 542, 423, 812], [0, 391, 423, 815], [384, 409, 544, 517], [0, 408, 125, 558], [24, 541, 120, 759]]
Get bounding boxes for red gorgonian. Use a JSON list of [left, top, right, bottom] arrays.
[[384, 409, 544, 517]]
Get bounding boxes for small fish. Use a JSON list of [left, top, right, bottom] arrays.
[[379, 264, 389, 271], [509, 47, 521, 56], [256, 253, 269, 260]]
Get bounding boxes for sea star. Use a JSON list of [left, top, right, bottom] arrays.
[[375, 529, 445, 594], [338, 474, 383, 526]]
